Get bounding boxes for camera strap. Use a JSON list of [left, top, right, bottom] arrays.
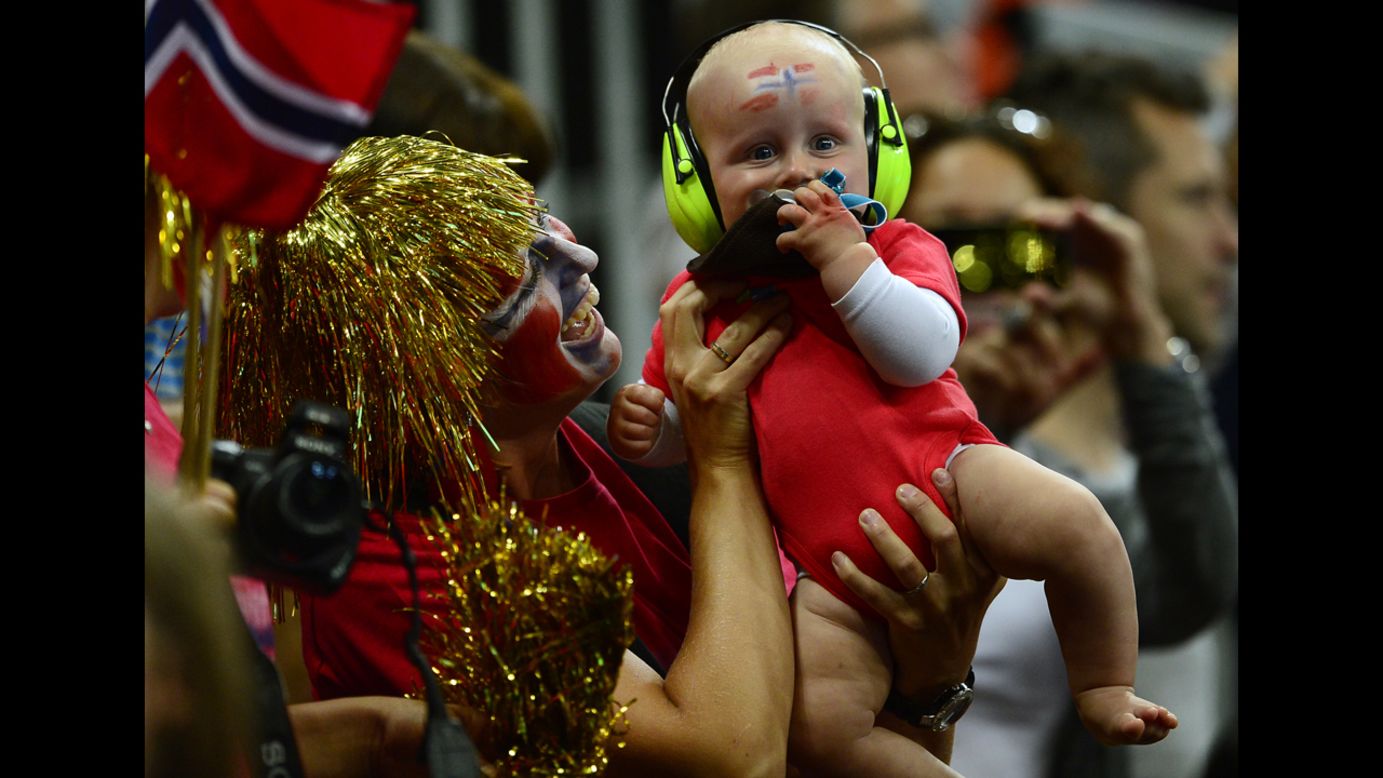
[[244, 623, 307, 778], [379, 508, 485, 778]]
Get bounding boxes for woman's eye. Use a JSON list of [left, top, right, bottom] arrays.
[[482, 250, 542, 333], [812, 136, 839, 152], [749, 145, 775, 161]]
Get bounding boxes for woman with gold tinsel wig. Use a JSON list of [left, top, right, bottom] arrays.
[[219, 134, 802, 775], [220, 135, 997, 775]]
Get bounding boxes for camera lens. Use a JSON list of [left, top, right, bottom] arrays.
[[283, 457, 353, 533]]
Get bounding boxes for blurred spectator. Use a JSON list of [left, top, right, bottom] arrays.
[[1006, 51, 1238, 361], [902, 63, 1237, 774], [366, 29, 556, 185], [145, 478, 454, 778], [1001, 51, 1237, 778], [838, 0, 978, 116], [145, 480, 253, 778]]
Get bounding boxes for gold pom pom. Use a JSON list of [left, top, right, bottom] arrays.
[[421, 498, 634, 776]]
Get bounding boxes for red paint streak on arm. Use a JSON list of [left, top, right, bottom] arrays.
[[792, 63, 815, 73], [738, 93, 780, 112], [746, 63, 778, 79]]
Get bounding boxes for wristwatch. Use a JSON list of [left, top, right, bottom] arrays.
[[884, 667, 975, 732]]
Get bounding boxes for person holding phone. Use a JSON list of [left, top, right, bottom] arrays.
[[901, 54, 1237, 778]]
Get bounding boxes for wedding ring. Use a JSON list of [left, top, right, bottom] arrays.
[[903, 571, 931, 597], [710, 341, 735, 365]]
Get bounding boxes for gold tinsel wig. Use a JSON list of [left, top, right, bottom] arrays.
[[218, 134, 537, 513]]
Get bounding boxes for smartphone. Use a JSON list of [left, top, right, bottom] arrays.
[[929, 225, 1073, 294]]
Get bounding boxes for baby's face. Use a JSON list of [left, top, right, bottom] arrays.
[[689, 28, 869, 229]]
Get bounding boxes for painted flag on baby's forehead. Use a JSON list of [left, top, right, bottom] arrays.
[[144, 0, 414, 230]]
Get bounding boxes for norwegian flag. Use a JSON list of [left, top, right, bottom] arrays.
[[144, 0, 414, 230]]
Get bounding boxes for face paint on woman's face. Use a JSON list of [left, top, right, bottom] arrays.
[[483, 214, 621, 405]]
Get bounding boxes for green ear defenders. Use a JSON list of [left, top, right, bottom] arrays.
[[661, 19, 912, 255]]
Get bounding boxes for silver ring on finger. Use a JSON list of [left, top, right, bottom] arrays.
[[710, 341, 736, 365], [903, 570, 930, 597]]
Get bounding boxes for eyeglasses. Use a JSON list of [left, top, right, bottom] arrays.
[[902, 101, 1053, 145]]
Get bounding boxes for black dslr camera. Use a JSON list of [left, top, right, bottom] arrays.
[[211, 400, 364, 595]]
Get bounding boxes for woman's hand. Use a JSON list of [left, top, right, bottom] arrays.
[[658, 279, 791, 475], [831, 468, 1006, 698]]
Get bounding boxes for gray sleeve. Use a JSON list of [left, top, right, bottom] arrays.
[[1114, 361, 1239, 646]]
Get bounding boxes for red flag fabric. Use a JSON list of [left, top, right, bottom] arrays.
[[145, 0, 414, 230]]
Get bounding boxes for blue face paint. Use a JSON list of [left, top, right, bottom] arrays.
[[752, 67, 819, 100]]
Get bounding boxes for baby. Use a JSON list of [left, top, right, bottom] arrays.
[[610, 20, 1176, 774]]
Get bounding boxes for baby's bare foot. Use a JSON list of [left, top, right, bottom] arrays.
[[1075, 685, 1178, 746]]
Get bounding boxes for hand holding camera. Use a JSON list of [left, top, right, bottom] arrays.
[[944, 198, 1176, 436], [1009, 198, 1175, 365]]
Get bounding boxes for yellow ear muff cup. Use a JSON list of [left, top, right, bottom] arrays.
[[866, 87, 911, 221], [661, 128, 724, 256]]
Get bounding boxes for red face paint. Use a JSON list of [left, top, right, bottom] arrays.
[[741, 63, 819, 107], [492, 303, 583, 404], [739, 93, 780, 112]]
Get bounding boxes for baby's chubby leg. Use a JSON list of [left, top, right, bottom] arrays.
[[948, 444, 1178, 745], [789, 578, 961, 777]]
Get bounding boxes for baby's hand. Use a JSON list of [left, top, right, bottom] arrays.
[[1075, 685, 1178, 746], [775, 179, 869, 272], [608, 383, 667, 461]]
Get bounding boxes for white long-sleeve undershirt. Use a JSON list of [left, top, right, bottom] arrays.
[[832, 256, 959, 387]]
